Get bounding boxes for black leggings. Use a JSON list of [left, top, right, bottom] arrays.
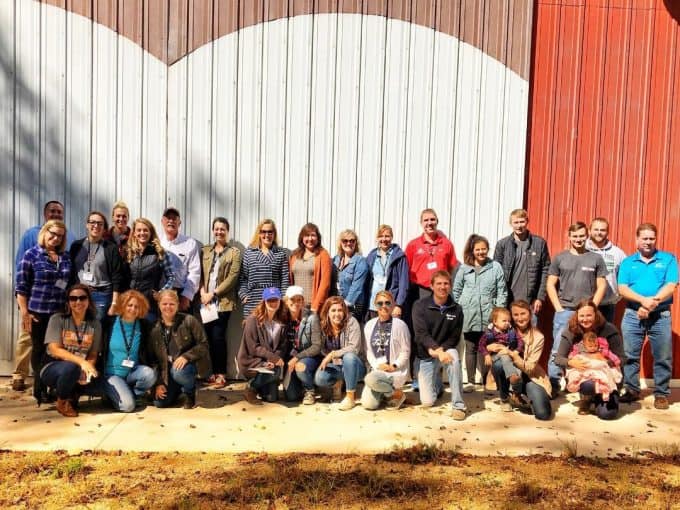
[[463, 331, 487, 385]]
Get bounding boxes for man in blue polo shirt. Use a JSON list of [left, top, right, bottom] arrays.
[[618, 223, 678, 410]]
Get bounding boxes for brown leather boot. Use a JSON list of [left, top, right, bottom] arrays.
[[56, 398, 78, 417]]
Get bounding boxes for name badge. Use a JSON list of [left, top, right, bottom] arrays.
[[55, 279, 68, 290], [426, 261, 438, 270], [121, 359, 135, 368], [81, 271, 95, 283]]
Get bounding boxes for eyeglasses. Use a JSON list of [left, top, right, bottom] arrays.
[[375, 300, 392, 307], [260, 230, 274, 235], [341, 239, 356, 244], [47, 230, 64, 239], [87, 221, 105, 227], [68, 295, 88, 302]]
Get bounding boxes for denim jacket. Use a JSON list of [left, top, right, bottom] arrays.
[[332, 254, 369, 307]]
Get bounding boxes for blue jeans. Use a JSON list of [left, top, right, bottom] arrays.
[[417, 349, 465, 410], [525, 380, 552, 420], [361, 370, 396, 410], [285, 357, 321, 401], [154, 363, 197, 407], [248, 369, 282, 402], [580, 380, 619, 420], [549, 309, 575, 388], [490, 355, 523, 398], [621, 308, 673, 396], [41, 360, 100, 399], [90, 290, 113, 321], [102, 365, 157, 412], [314, 352, 366, 391]]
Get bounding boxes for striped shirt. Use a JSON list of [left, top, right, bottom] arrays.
[[238, 246, 289, 316], [15, 245, 72, 314]]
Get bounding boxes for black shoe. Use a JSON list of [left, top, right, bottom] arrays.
[[178, 392, 196, 409], [619, 388, 640, 404]]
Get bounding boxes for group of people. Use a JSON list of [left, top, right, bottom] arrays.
[[11, 201, 677, 422]]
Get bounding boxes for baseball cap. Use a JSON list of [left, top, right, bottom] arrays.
[[262, 287, 282, 301], [285, 286, 304, 299], [163, 207, 180, 218]]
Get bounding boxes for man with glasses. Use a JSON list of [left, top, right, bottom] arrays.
[[11, 201, 75, 392], [159, 207, 202, 312]]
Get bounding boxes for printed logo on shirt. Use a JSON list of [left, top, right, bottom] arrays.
[[581, 266, 595, 272], [445, 313, 457, 321]]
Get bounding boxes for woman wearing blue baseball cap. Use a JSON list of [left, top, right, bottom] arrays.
[[237, 287, 291, 404]]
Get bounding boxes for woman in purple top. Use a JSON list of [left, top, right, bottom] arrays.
[[15, 220, 72, 401]]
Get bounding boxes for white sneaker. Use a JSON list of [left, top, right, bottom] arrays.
[[302, 390, 316, 405], [463, 383, 474, 393], [338, 396, 356, 411]]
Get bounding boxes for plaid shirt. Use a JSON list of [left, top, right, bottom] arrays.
[[15, 245, 72, 314]]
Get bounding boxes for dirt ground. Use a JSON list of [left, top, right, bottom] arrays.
[[2, 447, 680, 509]]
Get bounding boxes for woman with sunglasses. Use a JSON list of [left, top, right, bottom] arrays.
[[15, 219, 72, 401], [103, 200, 131, 258], [314, 296, 366, 410], [100, 290, 156, 412], [364, 225, 409, 320], [70, 210, 126, 320], [39, 284, 102, 417], [283, 286, 322, 405], [126, 218, 176, 322], [290, 223, 332, 314], [361, 291, 411, 410], [333, 229, 369, 321], [200, 217, 241, 389], [237, 287, 290, 404], [238, 219, 289, 317], [149, 290, 210, 409]]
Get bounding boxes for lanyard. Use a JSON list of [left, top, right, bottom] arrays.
[[86, 240, 101, 271], [377, 249, 390, 275], [118, 318, 138, 358], [161, 324, 173, 351], [73, 320, 88, 345]]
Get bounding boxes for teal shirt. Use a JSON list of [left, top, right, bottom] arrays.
[[618, 250, 678, 308], [105, 317, 142, 377]]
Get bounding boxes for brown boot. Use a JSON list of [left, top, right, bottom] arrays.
[[577, 394, 593, 415], [56, 398, 78, 417], [244, 386, 262, 405]]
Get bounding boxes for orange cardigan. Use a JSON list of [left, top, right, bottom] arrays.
[[289, 248, 332, 312]]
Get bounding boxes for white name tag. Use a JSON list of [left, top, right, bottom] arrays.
[[81, 271, 94, 283], [427, 261, 438, 270], [121, 359, 135, 368], [55, 279, 68, 290]]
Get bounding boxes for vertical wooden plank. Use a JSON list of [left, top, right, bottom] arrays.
[[330, 4, 362, 241], [308, 1, 338, 243], [65, 0, 93, 233], [355, 1, 388, 249], [92, 1, 120, 213], [116, 0, 144, 218], [380, 0, 410, 244], [283, 0, 314, 247], [402, 0, 435, 242], [235, 1, 264, 243], [0, 0, 16, 366], [40, 2, 68, 216], [211, 0, 239, 239]]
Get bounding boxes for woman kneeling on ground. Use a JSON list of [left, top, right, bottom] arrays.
[[553, 299, 624, 420], [487, 300, 552, 420], [100, 290, 156, 412], [149, 290, 210, 409], [361, 291, 411, 411], [314, 296, 366, 410], [237, 287, 290, 405], [40, 284, 101, 417], [284, 286, 323, 405]]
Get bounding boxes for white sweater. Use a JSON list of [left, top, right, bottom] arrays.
[[363, 317, 411, 388]]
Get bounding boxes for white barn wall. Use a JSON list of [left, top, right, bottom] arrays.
[[0, 2, 532, 375]]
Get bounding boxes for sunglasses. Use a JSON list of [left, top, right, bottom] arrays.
[[341, 239, 356, 244], [68, 295, 88, 302], [260, 230, 274, 235], [375, 300, 392, 307], [48, 230, 64, 239]]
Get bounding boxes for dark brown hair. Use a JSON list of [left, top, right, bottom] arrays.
[[293, 223, 323, 258], [567, 299, 606, 337], [64, 284, 97, 319], [319, 296, 349, 337]]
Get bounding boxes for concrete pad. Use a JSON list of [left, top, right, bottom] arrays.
[[1, 378, 678, 457]]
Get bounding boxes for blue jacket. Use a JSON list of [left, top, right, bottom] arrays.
[[332, 253, 369, 307], [364, 244, 409, 307], [452, 259, 507, 332]]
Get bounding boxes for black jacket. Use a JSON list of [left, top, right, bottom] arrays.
[[553, 321, 624, 369], [412, 296, 463, 359], [493, 232, 550, 303]]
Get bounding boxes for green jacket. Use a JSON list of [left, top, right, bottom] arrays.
[[452, 259, 507, 332], [148, 313, 211, 386], [200, 244, 241, 312]]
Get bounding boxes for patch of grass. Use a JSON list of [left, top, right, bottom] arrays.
[[376, 442, 464, 465], [51, 457, 89, 480], [513, 480, 547, 504], [559, 439, 579, 459], [651, 442, 680, 461]]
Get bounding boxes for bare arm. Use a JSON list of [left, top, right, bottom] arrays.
[[546, 275, 562, 311]]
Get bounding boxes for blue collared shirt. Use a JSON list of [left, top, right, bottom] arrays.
[[618, 249, 679, 307]]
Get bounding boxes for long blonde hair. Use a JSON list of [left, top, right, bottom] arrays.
[[37, 220, 68, 253], [248, 219, 280, 248], [126, 217, 165, 262]]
